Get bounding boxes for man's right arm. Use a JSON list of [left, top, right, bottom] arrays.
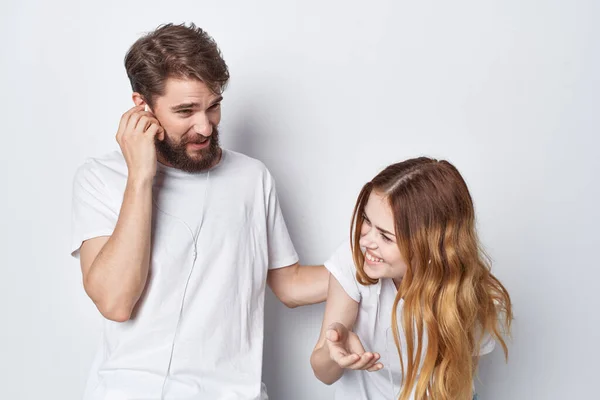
[[80, 177, 153, 322], [78, 104, 164, 322]]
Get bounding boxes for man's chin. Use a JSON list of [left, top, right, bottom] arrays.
[[186, 148, 217, 161], [186, 148, 220, 168]]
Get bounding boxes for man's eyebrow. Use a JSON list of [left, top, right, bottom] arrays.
[[170, 96, 223, 111], [170, 102, 200, 111], [210, 95, 224, 105]]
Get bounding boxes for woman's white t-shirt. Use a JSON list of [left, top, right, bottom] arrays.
[[324, 241, 495, 400]]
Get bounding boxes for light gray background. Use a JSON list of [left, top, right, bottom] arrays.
[[1, 1, 598, 399]]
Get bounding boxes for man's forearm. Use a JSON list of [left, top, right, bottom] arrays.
[[85, 177, 153, 321]]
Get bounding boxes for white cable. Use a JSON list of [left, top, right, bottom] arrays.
[[153, 170, 211, 399]]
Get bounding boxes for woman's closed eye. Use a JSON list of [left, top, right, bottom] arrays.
[[362, 213, 371, 225], [380, 233, 393, 243]]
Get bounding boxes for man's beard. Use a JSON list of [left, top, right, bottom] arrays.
[[155, 127, 221, 173]]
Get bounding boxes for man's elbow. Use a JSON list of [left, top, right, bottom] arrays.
[[93, 297, 133, 322], [268, 267, 303, 308], [99, 304, 132, 322], [84, 281, 133, 322], [278, 292, 301, 309], [284, 299, 301, 309]]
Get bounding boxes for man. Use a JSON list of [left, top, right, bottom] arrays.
[[71, 22, 328, 400]]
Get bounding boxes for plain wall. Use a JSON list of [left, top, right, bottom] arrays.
[[1, 0, 598, 399]]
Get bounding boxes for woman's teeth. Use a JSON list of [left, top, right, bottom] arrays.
[[366, 252, 383, 263]]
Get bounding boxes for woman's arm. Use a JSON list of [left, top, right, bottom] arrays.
[[310, 273, 382, 384]]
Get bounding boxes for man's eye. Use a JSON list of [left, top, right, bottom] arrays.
[[209, 103, 221, 110], [177, 109, 193, 115]]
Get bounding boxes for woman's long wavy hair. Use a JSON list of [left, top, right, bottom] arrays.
[[350, 157, 512, 400]]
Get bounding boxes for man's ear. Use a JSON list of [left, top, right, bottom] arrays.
[[132, 92, 145, 107]]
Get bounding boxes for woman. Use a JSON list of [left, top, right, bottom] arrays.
[[311, 157, 512, 400]]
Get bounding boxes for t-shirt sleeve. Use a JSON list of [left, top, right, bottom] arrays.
[[476, 327, 496, 356], [474, 327, 496, 356], [264, 170, 299, 270], [70, 161, 119, 259], [324, 240, 362, 302]]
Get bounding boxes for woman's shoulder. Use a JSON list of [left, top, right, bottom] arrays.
[[324, 239, 363, 302]]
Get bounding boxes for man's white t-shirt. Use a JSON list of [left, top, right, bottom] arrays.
[[324, 241, 495, 400], [71, 149, 298, 400]]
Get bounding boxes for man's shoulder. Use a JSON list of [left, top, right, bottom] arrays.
[[73, 150, 127, 189], [222, 149, 272, 178], [223, 149, 267, 169]]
